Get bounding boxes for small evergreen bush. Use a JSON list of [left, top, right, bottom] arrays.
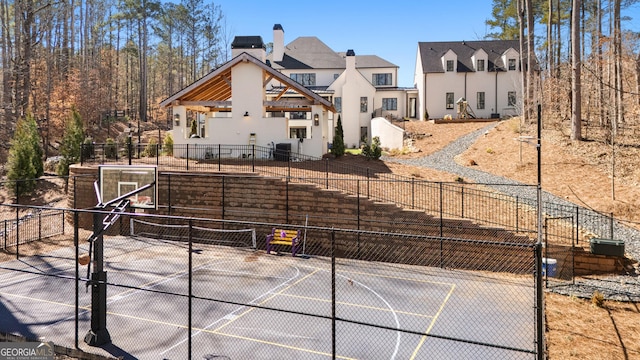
[[362, 136, 382, 160], [163, 133, 174, 156], [105, 138, 118, 159]]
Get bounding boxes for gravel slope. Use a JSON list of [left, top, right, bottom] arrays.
[[383, 123, 640, 301]]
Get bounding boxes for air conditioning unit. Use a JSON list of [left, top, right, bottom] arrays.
[[590, 238, 625, 257]]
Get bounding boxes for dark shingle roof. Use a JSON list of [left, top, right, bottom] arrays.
[[231, 36, 266, 50], [267, 36, 397, 70], [268, 36, 344, 69], [417, 40, 521, 73]]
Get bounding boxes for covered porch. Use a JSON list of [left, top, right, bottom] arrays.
[[160, 50, 336, 159]]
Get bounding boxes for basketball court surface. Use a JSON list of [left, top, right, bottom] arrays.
[[0, 234, 536, 359]]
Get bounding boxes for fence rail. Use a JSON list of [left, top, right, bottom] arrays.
[[0, 209, 65, 249], [0, 206, 541, 359], [80, 142, 616, 246]]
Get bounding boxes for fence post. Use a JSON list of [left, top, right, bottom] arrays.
[[439, 182, 443, 238], [411, 178, 415, 209], [331, 229, 336, 359], [535, 242, 544, 360], [74, 211, 79, 349], [4, 220, 6, 249], [461, 185, 464, 218], [357, 180, 361, 259], [516, 196, 519, 233], [325, 158, 329, 189], [610, 212, 614, 240], [218, 144, 221, 171], [38, 212, 42, 241], [251, 144, 255, 172], [15, 207, 19, 259], [167, 174, 172, 217], [186, 144, 190, 171], [575, 207, 579, 245], [127, 138, 132, 165], [156, 144, 159, 166], [188, 219, 193, 360], [285, 176, 289, 224], [80, 143, 84, 165], [221, 176, 226, 220], [366, 168, 370, 199]]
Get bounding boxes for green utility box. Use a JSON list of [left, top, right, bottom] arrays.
[[590, 238, 625, 257]]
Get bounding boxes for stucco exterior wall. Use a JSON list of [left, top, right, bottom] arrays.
[[371, 117, 404, 151]]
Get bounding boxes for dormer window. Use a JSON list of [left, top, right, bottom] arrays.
[[446, 60, 454, 72], [508, 59, 516, 71], [477, 59, 485, 72]]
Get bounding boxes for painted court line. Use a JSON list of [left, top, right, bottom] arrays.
[[159, 265, 304, 355], [409, 284, 456, 360], [41, 258, 233, 330]]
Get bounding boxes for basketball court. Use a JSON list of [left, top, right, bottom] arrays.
[[0, 232, 536, 360], [0, 165, 537, 359]]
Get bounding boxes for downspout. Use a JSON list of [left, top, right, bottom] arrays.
[[494, 71, 498, 115], [423, 74, 427, 119], [464, 72, 467, 100]]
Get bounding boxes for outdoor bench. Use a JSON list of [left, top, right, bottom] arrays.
[[266, 228, 300, 256]]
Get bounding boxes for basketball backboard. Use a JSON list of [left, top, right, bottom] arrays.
[[98, 165, 157, 209]]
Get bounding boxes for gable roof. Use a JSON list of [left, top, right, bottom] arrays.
[[267, 36, 397, 70], [336, 53, 397, 69], [160, 52, 335, 112], [269, 36, 344, 69], [417, 40, 521, 73]]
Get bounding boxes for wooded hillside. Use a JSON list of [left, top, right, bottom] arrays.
[[0, 0, 230, 159], [0, 0, 639, 174]]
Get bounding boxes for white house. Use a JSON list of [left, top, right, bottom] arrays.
[[266, 24, 417, 148], [161, 24, 416, 155], [160, 36, 336, 158], [414, 40, 523, 120]]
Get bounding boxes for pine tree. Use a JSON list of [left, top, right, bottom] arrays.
[[6, 114, 43, 197], [57, 109, 85, 177], [332, 115, 345, 157]]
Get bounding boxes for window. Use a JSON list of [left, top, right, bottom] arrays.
[[477, 59, 485, 72], [446, 60, 454, 72], [382, 98, 397, 111], [360, 97, 368, 113], [290, 73, 316, 86], [290, 111, 307, 120], [508, 91, 516, 106], [334, 97, 342, 112], [446, 92, 454, 109], [290, 127, 307, 139], [508, 59, 516, 71], [372, 73, 392, 86], [477, 92, 485, 110], [360, 127, 368, 143]]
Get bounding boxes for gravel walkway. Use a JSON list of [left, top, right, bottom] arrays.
[[383, 122, 640, 301]]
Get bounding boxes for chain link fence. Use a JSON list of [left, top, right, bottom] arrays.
[[0, 205, 540, 359]]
